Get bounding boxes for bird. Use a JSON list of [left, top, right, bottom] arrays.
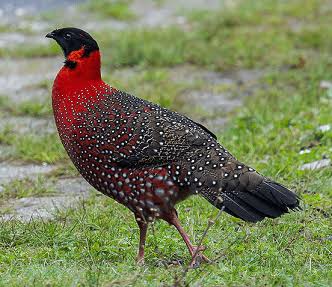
[[46, 27, 300, 267]]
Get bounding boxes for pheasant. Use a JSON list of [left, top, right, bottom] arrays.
[[46, 27, 300, 266]]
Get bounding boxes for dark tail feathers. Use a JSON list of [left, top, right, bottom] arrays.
[[217, 180, 300, 223]]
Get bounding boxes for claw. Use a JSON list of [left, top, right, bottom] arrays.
[[189, 245, 211, 268], [136, 256, 145, 266]]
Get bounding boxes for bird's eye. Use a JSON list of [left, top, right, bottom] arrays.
[[64, 33, 72, 40]]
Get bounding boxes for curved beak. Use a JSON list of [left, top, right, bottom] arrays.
[[45, 31, 56, 39]]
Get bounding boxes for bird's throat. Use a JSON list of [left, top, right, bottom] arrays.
[[52, 48, 106, 130], [53, 49, 102, 94]]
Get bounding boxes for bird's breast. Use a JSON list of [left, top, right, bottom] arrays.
[[51, 86, 140, 180], [51, 83, 192, 218]]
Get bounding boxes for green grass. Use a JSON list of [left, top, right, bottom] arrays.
[[0, 124, 13, 145], [0, 0, 331, 286], [90, 0, 332, 71], [0, 128, 66, 164], [10, 133, 67, 164], [11, 100, 52, 118], [82, 0, 135, 20], [1, 0, 330, 70], [6, 0, 332, 67], [0, 23, 36, 34], [0, 42, 60, 58], [0, 176, 55, 201], [0, 97, 63, 163], [104, 67, 195, 109], [0, 97, 52, 117], [0, 192, 330, 286]]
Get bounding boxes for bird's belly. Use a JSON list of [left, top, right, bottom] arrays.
[[63, 134, 189, 221]]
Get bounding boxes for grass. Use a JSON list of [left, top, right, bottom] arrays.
[[13, 100, 52, 117], [104, 67, 195, 109], [0, 42, 60, 58], [0, 23, 36, 35], [5, 0, 331, 66], [0, 97, 64, 164], [0, 125, 66, 164], [0, 0, 331, 286], [93, 0, 332, 70], [10, 133, 67, 164], [82, 0, 135, 20], [0, 96, 52, 117], [0, 124, 13, 145], [0, 176, 55, 201]]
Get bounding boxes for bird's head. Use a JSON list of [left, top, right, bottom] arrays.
[[46, 27, 99, 68]]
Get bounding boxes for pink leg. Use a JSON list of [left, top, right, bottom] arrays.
[[168, 210, 210, 267], [136, 218, 148, 265]]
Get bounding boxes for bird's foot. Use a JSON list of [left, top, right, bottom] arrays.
[[136, 256, 145, 266], [189, 246, 211, 268]]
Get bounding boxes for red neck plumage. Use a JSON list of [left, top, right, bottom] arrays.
[[53, 48, 103, 95], [52, 48, 111, 130]]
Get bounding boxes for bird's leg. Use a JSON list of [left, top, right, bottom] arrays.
[[136, 218, 148, 265], [168, 210, 210, 268]]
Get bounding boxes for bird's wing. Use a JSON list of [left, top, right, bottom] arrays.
[[184, 118, 217, 140], [105, 90, 217, 168]]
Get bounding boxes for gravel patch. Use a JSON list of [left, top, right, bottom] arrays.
[[1, 177, 91, 221], [0, 162, 55, 185], [300, 159, 331, 170]]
